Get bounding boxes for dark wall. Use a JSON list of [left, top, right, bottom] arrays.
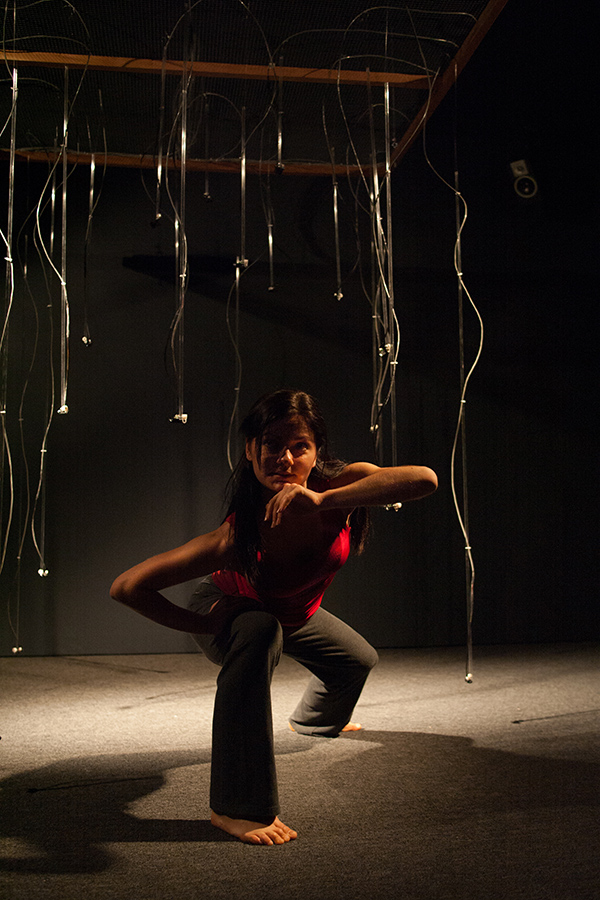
[[2, 1, 597, 655]]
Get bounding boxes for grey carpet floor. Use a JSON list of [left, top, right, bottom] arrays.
[[1, 643, 599, 900]]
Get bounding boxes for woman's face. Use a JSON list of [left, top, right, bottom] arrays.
[[246, 416, 318, 495]]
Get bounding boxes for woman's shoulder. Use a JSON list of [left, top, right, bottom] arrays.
[[189, 519, 235, 557]]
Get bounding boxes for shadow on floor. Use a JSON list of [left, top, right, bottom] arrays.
[[1, 730, 598, 878]]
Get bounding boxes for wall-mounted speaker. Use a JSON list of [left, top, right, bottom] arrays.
[[510, 159, 538, 199]]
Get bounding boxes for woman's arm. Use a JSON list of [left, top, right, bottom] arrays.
[[110, 521, 234, 634], [263, 462, 437, 526], [321, 462, 438, 509]]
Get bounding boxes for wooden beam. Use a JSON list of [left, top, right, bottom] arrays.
[[3, 50, 429, 88], [4, 148, 365, 177], [390, 0, 511, 166], [2, 2, 508, 175]]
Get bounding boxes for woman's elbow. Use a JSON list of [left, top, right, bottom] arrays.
[[110, 573, 134, 605], [417, 466, 438, 496]]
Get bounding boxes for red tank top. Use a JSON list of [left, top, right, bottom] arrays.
[[211, 515, 351, 627]]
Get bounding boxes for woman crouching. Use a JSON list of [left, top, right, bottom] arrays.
[[110, 389, 437, 844]]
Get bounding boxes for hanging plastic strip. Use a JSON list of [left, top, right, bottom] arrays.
[[332, 157, 343, 301], [265, 176, 275, 291], [227, 106, 248, 468], [155, 52, 167, 224], [171, 56, 189, 424], [57, 67, 70, 415], [0, 66, 18, 584], [276, 57, 284, 173], [203, 92, 211, 201]]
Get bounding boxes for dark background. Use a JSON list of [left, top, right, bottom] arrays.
[[2, 1, 597, 655]]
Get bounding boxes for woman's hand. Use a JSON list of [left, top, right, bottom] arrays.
[[264, 483, 323, 527]]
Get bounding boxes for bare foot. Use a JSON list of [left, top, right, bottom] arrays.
[[211, 811, 298, 845], [288, 722, 362, 734]]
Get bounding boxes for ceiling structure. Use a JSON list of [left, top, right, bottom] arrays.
[[1, 0, 509, 176], [0, 0, 511, 460]]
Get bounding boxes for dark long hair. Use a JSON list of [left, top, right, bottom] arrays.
[[224, 389, 369, 585]]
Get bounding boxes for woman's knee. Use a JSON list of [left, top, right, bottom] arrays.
[[348, 638, 378, 674], [364, 645, 379, 671], [233, 610, 283, 654]]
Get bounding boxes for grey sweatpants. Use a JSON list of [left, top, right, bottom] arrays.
[[188, 576, 378, 822]]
